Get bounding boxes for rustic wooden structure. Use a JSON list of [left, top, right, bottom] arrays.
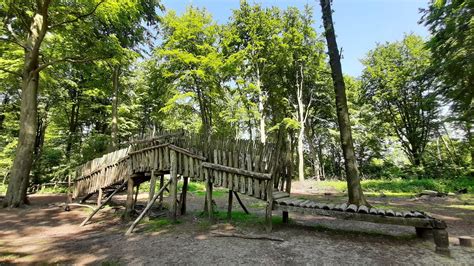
[[71, 130, 450, 255]]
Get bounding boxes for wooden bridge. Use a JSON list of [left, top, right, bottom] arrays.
[[70, 131, 450, 255]]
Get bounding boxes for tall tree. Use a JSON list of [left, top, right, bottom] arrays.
[[421, 0, 473, 165], [0, 0, 160, 207], [319, 0, 368, 205], [361, 35, 439, 166]]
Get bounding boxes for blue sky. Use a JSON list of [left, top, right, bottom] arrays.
[[161, 0, 430, 77]]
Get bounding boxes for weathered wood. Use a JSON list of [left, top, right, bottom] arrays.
[[227, 190, 233, 220], [433, 229, 450, 256], [459, 236, 473, 247], [148, 170, 156, 204], [358, 205, 369, 214], [169, 144, 206, 160], [125, 179, 171, 235], [272, 191, 290, 200], [210, 232, 284, 242], [128, 143, 169, 156], [169, 150, 178, 222], [346, 204, 357, 212], [201, 162, 271, 180], [124, 176, 135, 220], [81, 181, 127, 226], [97, 188, 103, 206], [274, 204, 436, 228], [265, 178, 273, 232], [233, 191, 249, 214], [204, 168, 214, 221], [180, 176, 189, 215]]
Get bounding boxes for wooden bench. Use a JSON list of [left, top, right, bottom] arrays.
[[273, 197, 450, 256]]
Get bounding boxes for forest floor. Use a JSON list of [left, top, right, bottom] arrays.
[[1, 181, 473, 265]]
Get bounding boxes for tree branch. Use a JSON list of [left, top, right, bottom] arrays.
[[0, 67, 22, 77], [49, 0, 106, 29], [34, 56, 99, 74]]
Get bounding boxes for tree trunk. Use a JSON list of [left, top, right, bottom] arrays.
[[319, 0, 368, 206], [256, 68, 266, 144], [4, 4, 50, 208], [110, 66, 120, 150]]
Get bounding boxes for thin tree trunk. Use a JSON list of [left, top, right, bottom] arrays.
[[256, 67, 266, 144], [319, 0, 368, 206], [296, 71, 305, 182], [4, 3, 50, 208], [110, 66, 120, 150]]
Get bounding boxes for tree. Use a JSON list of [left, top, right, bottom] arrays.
[[319, 0, 368, 206], [155, 7, 223, 136], [0, 0, 160, 207], [421, 0, 473, 165], [225, 1, 281, 143], [361, 35, 439, 166]]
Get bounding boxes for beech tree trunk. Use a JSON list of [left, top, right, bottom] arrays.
[[256, 67, 266, 144], [110, 66, 120, 150], [4, 2, 51, 207], [319, 0, 368, 206]]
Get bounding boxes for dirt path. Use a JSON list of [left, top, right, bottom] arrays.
[[1, 189, 473, 265]]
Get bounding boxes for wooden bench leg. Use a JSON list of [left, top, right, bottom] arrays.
[[282, 211, 289, 224], [415, 227, 432, 239], [433, 229, 450, 256]]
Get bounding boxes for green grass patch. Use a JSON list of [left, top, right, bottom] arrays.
[[143, 217, 178, 232], [318, 177, 474, 194]]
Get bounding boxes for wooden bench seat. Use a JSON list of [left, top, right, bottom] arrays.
[[273, 197, 450, 256]]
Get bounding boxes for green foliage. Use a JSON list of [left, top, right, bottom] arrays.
[[320, 177, 474, 194], [361, 34, 439, 166]]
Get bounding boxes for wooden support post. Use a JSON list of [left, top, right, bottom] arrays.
[[149, 170, 157, 204], [159, 174, 164, 209], [415, 227, 432, 239], [180, 176, 189, 215], [227, 190, 233, 220], [433, 229, 450, 256], [125, 180, 171, 235], [97, 188, 103, 206], [282, 211, 289, 224], [233, 191, 249, 214], [265, 180, 273, 233], [205, 168, 214, 222], [132, 183, 140, 210], [124, 176, 135, 220], [170, 150, 178, 222], [81, 181, 127, 226]]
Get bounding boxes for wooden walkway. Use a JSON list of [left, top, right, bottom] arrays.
[[70, 131, 450, 256]]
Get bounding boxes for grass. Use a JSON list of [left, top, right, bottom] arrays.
[[318, 177, 474, 194], [143, 217, 178, 232]]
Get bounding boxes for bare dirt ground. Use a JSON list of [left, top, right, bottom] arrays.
[[1, 181, 473, 265]]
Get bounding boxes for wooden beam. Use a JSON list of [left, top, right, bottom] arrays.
[[80, 181, 127, 226], [202, 162, 271, 180], [128, 143, 169, 156], [148, 170, 157, 204], [125, 179, 171, 235], [124, 176, 134, 220], [169, 144, 206, 160], [227, 190, 233, 220], [233, 191, 249, 214], [273, 204, 436, 228], [180, 176, 189, 215], [169, 149, 178, 222]]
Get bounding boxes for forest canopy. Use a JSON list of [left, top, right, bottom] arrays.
[[0, 0, 472, 206]]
